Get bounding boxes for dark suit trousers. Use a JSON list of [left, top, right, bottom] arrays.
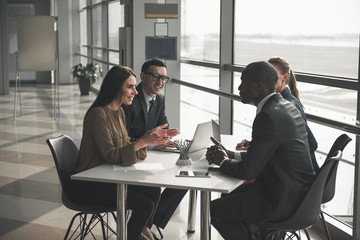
[[211, 188, 254, 240], [153, 188, 188, 229], [71, 180, 161, 240]]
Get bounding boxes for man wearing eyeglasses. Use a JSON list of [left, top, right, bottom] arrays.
[[123, 58, 171, 147], [123, 58, 187, 239]]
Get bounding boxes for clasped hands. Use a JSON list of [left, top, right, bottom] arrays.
[[206, 137, 251, 166], [206, 137, 234, 166]]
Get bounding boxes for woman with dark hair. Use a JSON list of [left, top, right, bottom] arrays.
[[268, 57, 319, 172], [75, 65, 178, 240]]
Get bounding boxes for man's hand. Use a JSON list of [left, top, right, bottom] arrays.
[[236, 139, 251, 150], [210, 136, 235, 159], [206, 137, 231, 166], [206, 145, 228, 166]]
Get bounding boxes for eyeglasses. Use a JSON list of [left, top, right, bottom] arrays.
[[144, 72, 170, 84]]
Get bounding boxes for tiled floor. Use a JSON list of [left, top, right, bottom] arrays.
[[0, 84, 326, 240], [0, 84, 226, 240]]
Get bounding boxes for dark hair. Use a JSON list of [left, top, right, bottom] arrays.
[[141, 58, 167, 73], [242, 61, 278, 92], [268, 56, 302, 106], [84, 65, 136, 120]]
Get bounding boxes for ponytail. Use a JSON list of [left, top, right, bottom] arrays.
[[287, 69, 303, 108], [268, 56, 303, 108]]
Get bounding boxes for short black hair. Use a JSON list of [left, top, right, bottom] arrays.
[[141, 58, 167, 73], [242, 61, 278, 91]]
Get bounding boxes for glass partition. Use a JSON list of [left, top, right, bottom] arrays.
[[234, 0, 360, 79], [180, 63, 219, 137], [91, 5, 102, 48], [181, 0, 220, 62]]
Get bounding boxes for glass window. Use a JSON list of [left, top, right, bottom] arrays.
[[109, 51, 119, 65], [181, 0, 220, 62], [92, 5, 102, 48], [92, 48, 102, 61], [234, 0, 360, 79], [298, 82, 357, 125], [79, 0, 87, 9], [80, 9, 87, 46], [180, 63, 219, 137], [233, 73, 255, 139], [108, 2, 123, 50], [233, 0, 359, 135], [80, 46, 88, 65], [325, 160, 354, 225]]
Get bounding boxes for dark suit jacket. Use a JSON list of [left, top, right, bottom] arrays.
[[122, 83, 168, 141], [280, 87, 319, 172], [220, 94, 315, 224]]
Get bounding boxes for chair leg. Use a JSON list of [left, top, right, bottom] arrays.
[[96, 213, 107, 240], [65, 212, 118, 240], [66, 213, 88, 240], [64, 212, 83, 240], [302, 229, 311, 240], [83, 213, 117, 240], [156, 225, 164, 239], [320, 211, 332, 240], [111, 211, 117, 222], [265, 231, 302, 240], [83, 214, 100, 239], [80, 214, 88, 240], [264, 231, 280, 240], [285, 231, 300, 240], [103, 212, 117, 236]]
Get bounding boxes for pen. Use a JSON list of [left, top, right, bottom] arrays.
[[147, 131, 168, 139]]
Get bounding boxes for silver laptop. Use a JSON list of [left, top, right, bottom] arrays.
[[160, 120, 220, 160]]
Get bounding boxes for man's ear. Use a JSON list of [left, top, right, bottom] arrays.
[[257, 81, 264, 89]]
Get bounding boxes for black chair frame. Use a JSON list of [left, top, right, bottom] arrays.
[[261, 151, 343, 240], [47, 135, 117, 240], [319, 134, 352, 240]]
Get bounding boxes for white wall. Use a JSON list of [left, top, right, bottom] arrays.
[[133, 0, 181, 130], [57, 0, 80, 85]]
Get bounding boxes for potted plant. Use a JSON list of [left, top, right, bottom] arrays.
[[71, 63, 97, 95]]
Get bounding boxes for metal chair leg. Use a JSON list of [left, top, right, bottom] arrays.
[[64, 212, 83, 240], [156, 225, 164, 239], [80, 214, 88, 240], [320, 211, 331, 240]]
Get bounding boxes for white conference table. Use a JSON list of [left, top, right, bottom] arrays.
[[72, 147, 244, 240]]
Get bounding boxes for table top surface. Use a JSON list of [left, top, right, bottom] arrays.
[[72, 147, 245, 193]]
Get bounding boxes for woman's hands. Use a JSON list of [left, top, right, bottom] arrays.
[[134, 124, 179, 151], [151, 124, 179, 139]]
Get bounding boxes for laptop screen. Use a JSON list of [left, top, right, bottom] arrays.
[[189, 120, 220, 153]]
